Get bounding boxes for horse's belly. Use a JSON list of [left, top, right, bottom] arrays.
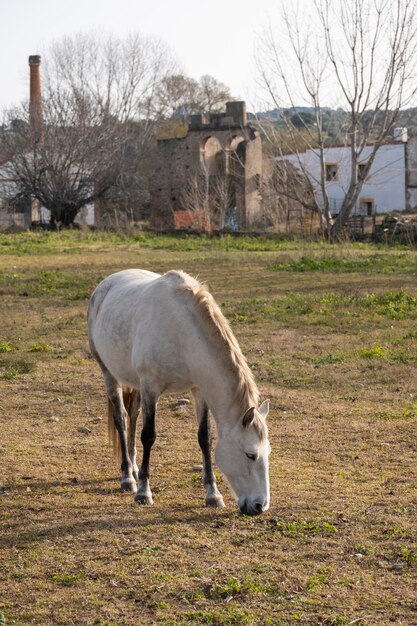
[[135, 356, 192, 394], [98, 346, 141, 388]]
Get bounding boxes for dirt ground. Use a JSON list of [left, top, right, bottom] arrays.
[[1, 234, 417, 626]]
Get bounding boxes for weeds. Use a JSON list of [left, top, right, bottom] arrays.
[[402, 403, 417, 418], [28, 342, 53, 353], [306, 574, 327, 591], [52, 573, 84, 586], [358, 345, 390, 359], [0, 341, 17, 353], [209, 577, 260, 599], [0, 355, 36, 379], [399, 547, 417, 566]]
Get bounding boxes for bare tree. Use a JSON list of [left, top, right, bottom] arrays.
[[179, 160, 238, 231], [177, 169, 210, 231], [153, 74, 200, 119], [0, 33, 175, 228], [198, 75, 233, 114], [258, 0, 417, 240], [262, 158, 317, 232], [154, 73, 233, 120]]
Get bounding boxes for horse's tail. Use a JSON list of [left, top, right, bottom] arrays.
[[107, 386, 138, 462]]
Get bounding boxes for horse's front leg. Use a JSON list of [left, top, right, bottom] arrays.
[[135, 387, 157, 505], [193, 390, 225, 508]]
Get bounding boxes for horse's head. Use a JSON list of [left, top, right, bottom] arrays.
[[215, 399, 270, 515]]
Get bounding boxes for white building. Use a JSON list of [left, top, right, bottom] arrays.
[[282, 135, 408, 215]]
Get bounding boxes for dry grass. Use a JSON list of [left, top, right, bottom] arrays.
[[1, 232, 417, 626]]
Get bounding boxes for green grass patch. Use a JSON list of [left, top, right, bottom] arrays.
[[312, 352, 347, 364], [0, 271, 22, 288], [0, 230, 302, 255], [399, 546, 417, 566], [0, 341, 17, 353], [209, 577, 260, 599], [227, 289, 417, 329], [28, 342, 53, 353], [270, 519, 337, 536], [0, 355, 36, 379], [184, 608, 252, 625], [52, 572, 84, 586], [358, 345, 390, 359], [318, 291, 417, 320], [372, 403, 417, 420], [306, 573, 327, 591], [270, 253, 417, 274], [18, 269, 97, 300], [401, 403, 417, 419]]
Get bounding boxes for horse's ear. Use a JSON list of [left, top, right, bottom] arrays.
[[258, 399, 270, 419], [242, 407, 255, 428]]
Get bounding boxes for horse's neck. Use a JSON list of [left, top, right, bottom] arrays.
[[180, 292, 254, 430], [192, 353, 245, 432]]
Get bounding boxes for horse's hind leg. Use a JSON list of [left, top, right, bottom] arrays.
[[104, 372, 137, 492], [124, 388, 141, 483], [135, 385, 157, 505], [193, 389, 225, 508]]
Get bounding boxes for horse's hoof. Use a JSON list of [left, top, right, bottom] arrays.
[[135, 492, 153, 505], [121, 478, 137, 493], [206, 495, 225, 508]]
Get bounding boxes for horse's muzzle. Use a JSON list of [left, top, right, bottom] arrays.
[[239, 499, 267, 516]]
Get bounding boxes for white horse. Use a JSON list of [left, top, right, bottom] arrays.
[[87, 269, 270, 515]]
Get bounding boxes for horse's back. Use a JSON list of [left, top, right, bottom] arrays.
[[88, 269, 193, 322], [89, 269, 160, 311]]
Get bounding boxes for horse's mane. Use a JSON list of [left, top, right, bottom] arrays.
[[165, 270, 266, 438]]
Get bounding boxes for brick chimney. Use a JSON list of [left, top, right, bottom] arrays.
[[29, 55, 43, 143]]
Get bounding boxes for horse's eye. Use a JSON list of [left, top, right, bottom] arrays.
[[245, 453, 256, 461]]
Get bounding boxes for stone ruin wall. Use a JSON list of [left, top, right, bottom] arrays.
[[149, 102, 264, 230], [150, 138, 198, 229]]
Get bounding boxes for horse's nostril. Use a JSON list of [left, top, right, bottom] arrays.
[[239, 501, 265, 515]]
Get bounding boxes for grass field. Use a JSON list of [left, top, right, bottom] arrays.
[[1, 231, 417, 626]]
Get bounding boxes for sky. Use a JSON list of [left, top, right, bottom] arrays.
[[0, 0, 280, 113]]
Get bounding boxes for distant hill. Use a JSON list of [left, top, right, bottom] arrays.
[[248, 106, 417, 140], [249, 106, 334, 122]]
